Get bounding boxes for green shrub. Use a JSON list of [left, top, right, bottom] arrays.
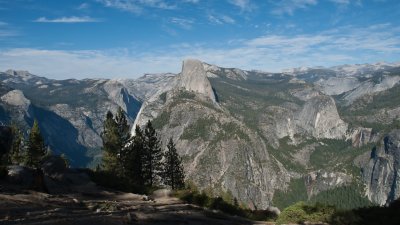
[[175, 188, 277, 221], [276, 201, 308, 224], [276, 201, 336, 225]]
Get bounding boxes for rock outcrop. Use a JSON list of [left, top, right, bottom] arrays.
[[362, 130, 400, 205], [178, 59, 216, 102], [132, 59, 217, 134], [1, 90, 30, 108], [296, 95, 348, 139], [305, 170, 352, 197], [348, 127, 378, 147], [343, 75, 400, 104]]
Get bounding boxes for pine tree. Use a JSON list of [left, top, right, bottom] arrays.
[[115, 107, 130, 175], [101, 111, 119, 172], [26, 120, 46, 169], [124, 125, 145, 186], [143, 120, 163, 186], [10, 125, 24, 165], [163, 138, 185, 190], [101, 108, 131, 175]]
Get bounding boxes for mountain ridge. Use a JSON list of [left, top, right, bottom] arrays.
[[1, 60, 400, 209]]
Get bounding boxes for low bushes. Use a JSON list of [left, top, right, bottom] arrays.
[[276, 201, 336, 225], [175, 189, 278, 221]]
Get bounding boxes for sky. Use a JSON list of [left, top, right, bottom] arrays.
[[0, 0, 399, 79]]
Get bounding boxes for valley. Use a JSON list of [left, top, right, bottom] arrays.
[[1, 60, 400, 211]]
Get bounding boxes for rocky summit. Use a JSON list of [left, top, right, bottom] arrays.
[[178, 59, 216, 102], [1, 60, 400, 209]]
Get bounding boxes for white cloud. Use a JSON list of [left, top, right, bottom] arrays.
[[139, 0, 176, 9], [0, 30, 17, 37], [182, 0, 199, 3], [170, 17, 194, 29], [271, 0, 318, 15], [228, 0, 253, 11], [34, 16, 101, 23], [220, 15, 235, 24], [0, 21, 18, 37], [246, 24, 400, 53], [96, 0, 141, 13], [96, 0, 176, 14], [77, 3, 90, 10], [0, 24, 398, 79], [329, 0, 350, 4], [208, 14, 235, 25]]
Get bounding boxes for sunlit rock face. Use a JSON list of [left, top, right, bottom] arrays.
[[178, 59, 216, 102], [1, 90, 30, 108], [296, 95, 348, 139]]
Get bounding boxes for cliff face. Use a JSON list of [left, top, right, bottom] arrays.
[[137, 89, 290, 209], [131, 60, 357, 209], [296, 95, 348, 139], [363, 130, 400, 205], [132, 59, 217, 133], [178, 59, 216, 102]]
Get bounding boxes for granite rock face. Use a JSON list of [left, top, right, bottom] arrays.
[[349, 127, 379, 147], [305, 170, 352, 197], [362, 130, 400, 205], [296, 95, 348, 139], [135, 89, 290, 209], [178, 59, 216, 102], [1, 90, 30, 108], [343, 75, 400, 105]]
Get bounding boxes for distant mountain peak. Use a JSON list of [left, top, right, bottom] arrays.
[[5, 69, 32, 77]]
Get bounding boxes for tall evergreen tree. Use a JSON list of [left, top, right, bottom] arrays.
[[163, 137, 185, 190], [124, 125, 145, 186], [143, 120, 163, 186], [101, 111, 119, 173], [26, 120, 46, 168], [115, 107, 130, 174], [10, 125, 24, 165], [101, 108, 131, 175]]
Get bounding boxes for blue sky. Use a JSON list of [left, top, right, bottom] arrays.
[[0, 0, 399, 79]]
